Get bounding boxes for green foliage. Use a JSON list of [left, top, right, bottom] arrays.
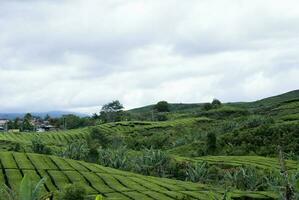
[[0, 175, 50, 200], [0, 152, 277, 200], [206, 132, 217, 154], [61, 140, 90, 160], [185, 162, 209, 183], [62, 114, 91, 129], [97, 147, 128, 169], [203, 103, 213, 111], [212, 99, 222, 108], [31, 138, 51, 155], [243, 115, 274, 128], [99, 100, 124, 123], [154, 101, 170, 112], [57, 183, 87, 200], [95, 195, 103, 200], [156, 113, 168, 121], [223, 167, 268, 191], [134, 148, 172, 177], [88, 128, 110, 148]]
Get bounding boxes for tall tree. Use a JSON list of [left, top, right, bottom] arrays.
[[21, 113, 34, 132], [99, 100, 124, 123], [211, 99, 222, 108], [154, 101, 170, 112]]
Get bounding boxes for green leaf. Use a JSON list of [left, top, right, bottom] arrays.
[[19, 175, 32, 200], [296, 179, 299, 190], [95, 195, 103, 200], [32, 176, 47, 200]]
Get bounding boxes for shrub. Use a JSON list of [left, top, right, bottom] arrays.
[[156, 113, 168, 121], [185, 162, 209, 183], [154, 101, 170, 112], [206, 132, 217, 154], [223, 167, 267, 191], [134, 148, 171, 177], [97, 147, 129, 169], [88, 128, 110, 148], [203, 103, 213, 111], [243, 115, 274, 128], [62, 140, 90, 160], [57, 183, 86, 200], [31, 137, 51, 155]]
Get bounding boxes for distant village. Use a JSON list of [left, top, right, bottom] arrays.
[[0, 117, 56, 132], [0, 113, 91, 133]]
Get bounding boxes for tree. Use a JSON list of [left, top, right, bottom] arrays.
[[21, 113, 34, 132], [203, 103, 213, 111], [154, 101, 170, 112], [24, 113, 33, 121], [99, 100, 124, 123], [101, 100, 124, 112], [211, 99, 222, 108], [44, 114, 50, 121], [62, 114, 82, 129], [206, 132, 217, 154]]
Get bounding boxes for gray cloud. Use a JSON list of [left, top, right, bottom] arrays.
[[0, 0, 299, 113]]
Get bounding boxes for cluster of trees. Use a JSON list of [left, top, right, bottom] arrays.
[[203, 99, 222, 111], [92, 100, 125, 123], [7, 113, 35, 131]]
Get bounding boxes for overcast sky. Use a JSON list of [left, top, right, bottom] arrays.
[[0, 0, 299, 114]]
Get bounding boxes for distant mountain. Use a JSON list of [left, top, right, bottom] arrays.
[[0, 111, 88, 120]]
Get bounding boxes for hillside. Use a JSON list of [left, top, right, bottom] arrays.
[[128, 90, 299, 120], [0, 90, 298, 199], [0, 152, 275, 200]]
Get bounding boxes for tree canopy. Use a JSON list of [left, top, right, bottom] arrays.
[[154, 101, 170, 112]]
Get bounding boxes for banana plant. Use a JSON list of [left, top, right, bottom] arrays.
[[0, 175, 51, 200]]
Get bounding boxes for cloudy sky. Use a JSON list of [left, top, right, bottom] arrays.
[[0, 0, 299, 114]]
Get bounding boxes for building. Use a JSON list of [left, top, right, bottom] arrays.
[[37, 125, 55, 132], [0, 119, 9, 132]]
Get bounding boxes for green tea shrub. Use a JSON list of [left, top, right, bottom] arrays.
[[31, 137, 51, 155], [57, 183, 87, 200]]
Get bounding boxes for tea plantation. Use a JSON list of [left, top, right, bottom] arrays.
[[0, 152, 275, 200], [0, 90, 299, 199]]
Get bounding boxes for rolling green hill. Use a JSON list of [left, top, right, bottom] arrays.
[[0, 90, 298, 199], [0, 152, 275, 200], [176, 156, 299, 171]]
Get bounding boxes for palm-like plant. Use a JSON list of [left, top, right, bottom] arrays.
[[0, 175, 51, 200], [224, 167, 266, 191], [97, 147, 128, 169], [62, 140, 90, 160], [185, 162, 209, 183], [134, 148, 170, 177]]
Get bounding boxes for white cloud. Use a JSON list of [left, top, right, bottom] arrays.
[[0, 0, 299, 114]]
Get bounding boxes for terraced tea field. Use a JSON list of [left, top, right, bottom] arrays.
[[177, 156, 299, 171], [0, 128, 89, 146], [0, 152, 275, 200], [99, 118, 202, 134], [0, 118, 200, 145]]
